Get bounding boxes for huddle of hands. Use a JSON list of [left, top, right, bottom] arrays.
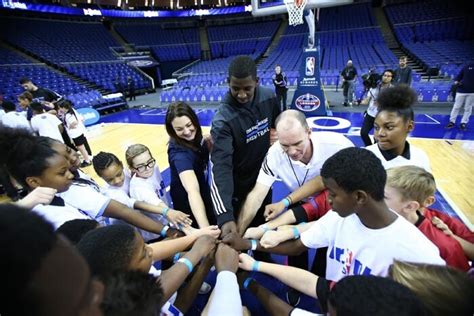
[[186, 223, 264, 275]]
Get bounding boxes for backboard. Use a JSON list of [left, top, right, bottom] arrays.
[[250, 0, 353, 17]]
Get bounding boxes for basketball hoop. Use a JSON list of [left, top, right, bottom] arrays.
[[284, 0, 308, 26]]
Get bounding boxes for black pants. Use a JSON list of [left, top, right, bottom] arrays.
[[61, 127, 77, 151], [277, 90, 288, 111], [360, 112, 375, 146]]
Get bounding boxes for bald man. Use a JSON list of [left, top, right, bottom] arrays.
[[237, 109, 353, 234]]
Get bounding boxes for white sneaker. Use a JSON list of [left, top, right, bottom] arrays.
[[199, 282, 212, 295]]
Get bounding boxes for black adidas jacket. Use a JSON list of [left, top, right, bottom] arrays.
[[210, 86, 280, 226]]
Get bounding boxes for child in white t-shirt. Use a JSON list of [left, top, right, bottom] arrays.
[[57, 99, 92, 167], [126, 144, 176, 229], [30, 102, 64, 143], [76, 224, 219, 316], [92, 151, 192, 231], [222, 147, 444, 281], [1, 101, 31, 132]]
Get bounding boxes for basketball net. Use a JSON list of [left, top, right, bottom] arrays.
[[284, 0, 308, 26]]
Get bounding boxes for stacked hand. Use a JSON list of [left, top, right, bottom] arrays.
[[222, 232, 251, 251], [215, 243, 239, 273], [16, 187, 56, 209], [264, 202, 286, 221], [260, 230, 288, 248], [432, 216, 453, 237], [238, 253, 256, 271], [192, 235, 218, 258], [166, 209, 192, 228], [243, 226, 265, 240]]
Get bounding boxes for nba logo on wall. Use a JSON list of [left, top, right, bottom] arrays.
[[295, 93, 321, 112], [305, 57, 315, 76]]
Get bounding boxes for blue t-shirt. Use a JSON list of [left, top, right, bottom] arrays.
[[167, 139, 214, 225]]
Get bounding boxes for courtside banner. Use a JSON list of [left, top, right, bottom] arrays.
[[290, 40, 327, 117], [77, 108, 100, 126]]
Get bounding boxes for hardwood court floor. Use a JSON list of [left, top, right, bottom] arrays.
[[411, 137, 474, 230], [85, 122, 474, 230]]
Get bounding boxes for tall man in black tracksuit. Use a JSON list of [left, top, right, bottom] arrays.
[[210, 56, 281, 239]]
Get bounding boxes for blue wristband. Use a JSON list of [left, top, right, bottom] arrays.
[[160, 225, 170, 238], [177, 258, 193, 273], [292, 226, 300, 239], [162, 206, 170, 217], [282, 197, 290, 208], [252, 260, 260, 272], [250, 239, 258, 251], [243, 277, 254, 289], [173, 252, 181, 263], [260, 224, 270, 232]]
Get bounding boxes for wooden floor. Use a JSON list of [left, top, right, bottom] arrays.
[[76, 123, 474, 231]]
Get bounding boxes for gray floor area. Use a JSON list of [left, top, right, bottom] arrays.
[[126, 87, 454, 115]]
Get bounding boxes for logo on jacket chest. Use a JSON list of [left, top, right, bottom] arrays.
[[245, 118, 269, 143]]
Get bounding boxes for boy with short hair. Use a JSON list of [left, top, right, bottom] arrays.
[[223, 147, 445, 281], [385, 166, 473, 271]]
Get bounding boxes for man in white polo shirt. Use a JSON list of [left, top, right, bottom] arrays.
[[30, 102, 64, 143], [237, 109, 353, 233], [236, 109, 353, 306]]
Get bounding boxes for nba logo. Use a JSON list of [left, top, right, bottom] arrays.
[[305, 57, 315, 76]]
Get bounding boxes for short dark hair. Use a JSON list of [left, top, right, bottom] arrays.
[[400, 56, 407, 60], [92, 151, 122, 177], [328, 275, 427, 316], [228, 55, 257, 80], [383, 69, 394, 77], [321, 147, 386, 201], [19, 77, 32, 85], [165, 101, 203, 151], [377, 85, 416, 121], [0, 204, 56, 315], [76, 225, 137, 278], [1, 100, 16, 112], [101, 270, 164, 316], [56, 219, 99, 245], [0, 126, 58, 188], [30, 102, 45, 113]]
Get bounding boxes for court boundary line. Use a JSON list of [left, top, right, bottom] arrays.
[[437, 187, 474, 231]]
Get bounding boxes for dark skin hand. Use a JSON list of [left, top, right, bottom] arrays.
[[220, 221, 238, 238], [215, 243, 239, 273]]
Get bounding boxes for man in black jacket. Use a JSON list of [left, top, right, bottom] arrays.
[[210, 56, 280, 238]]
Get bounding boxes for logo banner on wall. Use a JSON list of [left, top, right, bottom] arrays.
[[290, 44, 327, 117], [77, 108, 100, 126]]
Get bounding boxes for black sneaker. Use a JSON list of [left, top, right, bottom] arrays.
[[445, 122, 455, 129], [343, 102, 349, 107], [286, 288, 301, 307], [460, 123, 467, 130]]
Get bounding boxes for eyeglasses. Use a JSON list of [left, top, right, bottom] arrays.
[[134, 159, 156, 173]]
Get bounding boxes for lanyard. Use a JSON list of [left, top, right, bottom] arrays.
[[287, 155, 309, 188]]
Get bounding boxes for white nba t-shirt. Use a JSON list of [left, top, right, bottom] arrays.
[[31, 113, 63, 143], [300, 210, 444, 282], [32, 197, 90, 229], [1, 111, 31, 131]]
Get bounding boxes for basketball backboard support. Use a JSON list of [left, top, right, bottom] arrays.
[[250, 0, 353, 17]]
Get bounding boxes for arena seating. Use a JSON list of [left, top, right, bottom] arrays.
[[115, 22, 200, 61], [65, 62, 153, 93]]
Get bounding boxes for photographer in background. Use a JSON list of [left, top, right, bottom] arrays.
[[360, 69, 394, 146], [340, 60, 358, 107]]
